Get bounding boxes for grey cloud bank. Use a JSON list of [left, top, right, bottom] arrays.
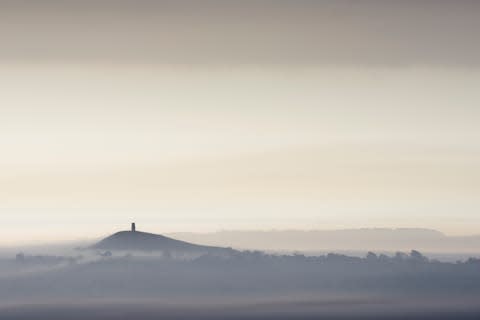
[[1, 0, 479, 66]]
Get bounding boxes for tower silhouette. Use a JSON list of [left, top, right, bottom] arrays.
[[131, 222, 136, 232]]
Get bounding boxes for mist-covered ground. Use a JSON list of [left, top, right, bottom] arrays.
[[2, 298, 480, 320], [1, 246, 480, 319]]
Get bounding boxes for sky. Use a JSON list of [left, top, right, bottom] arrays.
[[1, 0, 480, 244]]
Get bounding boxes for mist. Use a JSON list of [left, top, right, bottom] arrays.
[[2, 230, 480, 319]]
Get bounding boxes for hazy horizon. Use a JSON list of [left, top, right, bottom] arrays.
[[2, 223, 480, 247]]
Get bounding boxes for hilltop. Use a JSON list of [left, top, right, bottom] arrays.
[[92, 224, 232, 254]]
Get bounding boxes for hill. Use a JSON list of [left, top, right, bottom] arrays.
[[92, 227, 232, 254]]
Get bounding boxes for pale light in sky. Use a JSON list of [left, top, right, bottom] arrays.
[[1, 1, 479, 244]]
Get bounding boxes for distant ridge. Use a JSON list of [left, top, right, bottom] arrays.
[[92, 225, 233, 254], [167, 228, 480, 253]]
